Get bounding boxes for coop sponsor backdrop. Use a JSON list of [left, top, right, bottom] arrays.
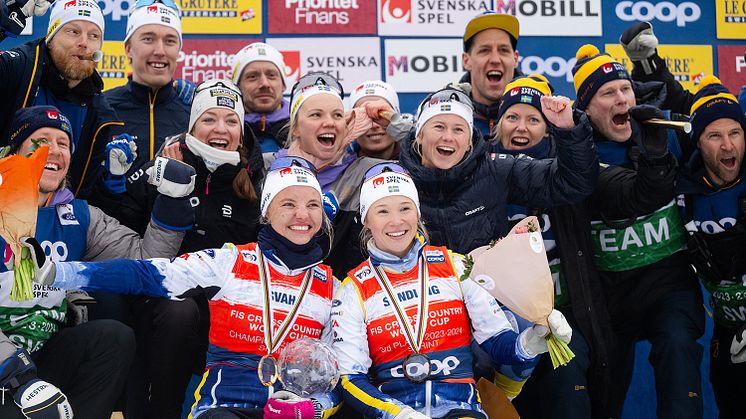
[[7, 0, 745, 114]]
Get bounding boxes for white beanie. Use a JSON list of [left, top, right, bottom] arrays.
[[349, 80, 400, 113], [359, 169, 420, 222], [189, 79, 245, 134], [415, 93, 473, 139], [290, 84, 343, 123], [261, 166, 322, 217], [125, 3, 182, 46], [46, 0, 105, 42], [231, 42, 287, 87]]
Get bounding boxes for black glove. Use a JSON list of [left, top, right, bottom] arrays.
[[0, 1, 28, 40], [620, 21, 659, 75], [629, 105, 668, 158], [20, 237, 56, 286]]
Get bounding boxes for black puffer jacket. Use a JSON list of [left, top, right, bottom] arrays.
[[119, 133, 265, 253], [398, 116, 598, 254]]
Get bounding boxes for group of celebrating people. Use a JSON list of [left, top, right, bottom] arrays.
[[0, 1, 745, 418]]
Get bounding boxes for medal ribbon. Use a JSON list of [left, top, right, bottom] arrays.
[[257, 248, 312, 356], [372, 256, 429, 353]]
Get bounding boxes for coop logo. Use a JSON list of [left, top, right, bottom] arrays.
[[380, 0, 411, 23], [281, 50, 302, 84], [518, 55, 577, 83], [98, 0, 132, 21], [615, 1, 701, 27]]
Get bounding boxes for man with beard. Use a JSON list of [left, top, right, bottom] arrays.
[[231, 42, 289, 169], [571, 44, 705, 419], [673, 76, 746, 419], [460, 10, 521, 140], [0, 0, 125, 199]]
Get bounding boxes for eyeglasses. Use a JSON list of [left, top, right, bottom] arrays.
[[132, 0, 180, 11], [417, 88, 474, 116], [270, 156, 318, 174], [363, 162, 409, 182], [290, 72, 344, 102]]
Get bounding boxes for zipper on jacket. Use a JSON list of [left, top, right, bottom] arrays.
[[205, 173, 212, 195], [148, 89, 159, 160], [260, 114, 267, 133]]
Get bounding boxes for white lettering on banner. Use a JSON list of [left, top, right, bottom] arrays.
[[390, 355, 461, 378], [286, 0, 359, 24], [615, 1, 701, 27], [737, 56, 745, 73], [40, 241, 68, 263], [599, 218, 670, 252], [694, 217, 737, 234], [98, 0, 132, 21], [519, 56, 577, 83], [724, 306, 746, 322]]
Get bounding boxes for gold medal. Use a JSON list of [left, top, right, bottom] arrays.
[[258, 354, 279, 386]]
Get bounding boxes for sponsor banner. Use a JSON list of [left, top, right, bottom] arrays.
[[99, 41, 132, 91], [517, 54, 577, 84], [384, 38, 464, 93], [378, 0, 492, 36], [614, 1, 702, 28], [717, 45, 746, 93], [266, 37, 381, 94], [716, 0, 746, 39], [605, 44, 712, 93], [493, 0, 602, 36], [175, 39, 261, 85], [179, 0, 261, 34], [269, 0, 376, 34]]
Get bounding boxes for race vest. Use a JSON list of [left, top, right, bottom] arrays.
[[590, 200, 686, 272], [703, 279, 746, 329], [0, 200, 89, 352]]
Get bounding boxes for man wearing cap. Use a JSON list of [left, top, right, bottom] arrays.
[[571, 44, 704, 418], [103, 1, 188, 180], [673, 76, 746, 418], [0, 0, 128, 200], [232, 42, 290, 169], [460, 11, 521, 139], [347, 80, 402, 160]]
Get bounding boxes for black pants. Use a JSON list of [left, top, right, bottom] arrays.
[[0, 319, 135, 419], [89, 292, 202, 419], [709, 322, 746, 419]]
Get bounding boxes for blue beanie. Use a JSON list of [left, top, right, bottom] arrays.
[[690, 75, 746, 143], [8, 106, 74, 150]]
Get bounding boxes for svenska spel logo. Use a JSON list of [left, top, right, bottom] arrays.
[[280, 50, 302, 83], [380, 0, 411, 23]]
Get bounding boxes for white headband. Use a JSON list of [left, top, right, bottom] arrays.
[[349, 80, 400, 113], [189, 79, 245, 134], [359, 171, 420, 222], [290, 85, 343, 123], [415, 98, 474, 138], [261, 166, 322, 217], [125, 4, 182, 46], [46, 0, 105, 41]]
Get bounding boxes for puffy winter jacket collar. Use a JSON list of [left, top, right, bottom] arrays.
[[399, 127, 488, 197], [124, 77, 178, 105]]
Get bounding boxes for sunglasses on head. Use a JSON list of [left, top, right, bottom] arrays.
[[133, 0, 180, 11], [418, 88, 474, 115], [270, 156, 318, 174], [195, 79, 242, 96], [363, 162, 409, 182], [290, 72, 344, 102]]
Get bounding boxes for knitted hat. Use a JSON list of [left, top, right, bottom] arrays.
[[415, 88, 474, 138], [463, 10, 519, 51], [46, 0, 105, 42], [498, 74, 554, 121], [261, 161, 321, 217], [189, 79, 245, 134], [359, 163, 420, 222], [689, 75, 746, 143], [8, 106, 74, 150], [571, 44, 631, 111], [125, 3, 182, 46], [231, 42, 287, 87], [289, 73, 344, 123], [349, 80, 400, 113]]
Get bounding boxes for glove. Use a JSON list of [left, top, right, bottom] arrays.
[[104, 134, 138, 176], [443, 81, 472, 97], [263, 390, 320, 419], [620, 21, 659, 75], [19, 0, 50, 17], [519, 309, 572, 358], [0, 348, 36, 389], [629, 105, 668, 158], [145, 157, 196, 198], [0, 1, 28, 39], [173, 78, 196, 106], [14, 379, 73, 418], [322, 191, 339, 221], [731, 323, 746, 363], [19, 237, 55, 287], [385, 113, 414, 143], [65, 290, 95, 326], [393, 407, 431, 419]]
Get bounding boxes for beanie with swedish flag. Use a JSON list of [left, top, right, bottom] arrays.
[[690, 75, 746, 143], [571, 44, 630, 111], [498, 74, 554, 122]]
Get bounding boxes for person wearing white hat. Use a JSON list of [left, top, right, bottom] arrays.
[[232, 42, 291, 168], [348, 80, 401, 160]]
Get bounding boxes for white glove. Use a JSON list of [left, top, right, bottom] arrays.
[[145, 157, 196, 198], [519, 309, 572, 358], [104, 134, 138, 176], [20, 237, 55, 287], [394, 407, 431, 419], [20, 0, 51, 17], [731, 324, 746, 363], [14, 379, 73, 418]]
